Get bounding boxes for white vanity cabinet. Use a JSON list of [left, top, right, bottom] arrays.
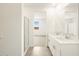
[[48, 35, 79, 56], [60, 44, 79, 56], [48, 35, 61, 56]]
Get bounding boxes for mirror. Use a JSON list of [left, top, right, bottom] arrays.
[[64, 3, 78, 39]]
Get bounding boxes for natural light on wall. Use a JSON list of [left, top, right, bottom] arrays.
[[46, 3, 69, 15], [32, 14, 42, 30]]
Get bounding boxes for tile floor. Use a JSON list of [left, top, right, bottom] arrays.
[[25, 46, 52, 56]]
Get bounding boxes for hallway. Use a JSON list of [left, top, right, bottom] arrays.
[[25, 47, 52, 56], [23, 3, 79, 56]]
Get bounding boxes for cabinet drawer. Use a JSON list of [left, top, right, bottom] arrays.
[[53, 40, 61, 56]]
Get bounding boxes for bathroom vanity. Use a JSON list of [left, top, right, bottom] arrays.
[[48, 34, 79, 56]]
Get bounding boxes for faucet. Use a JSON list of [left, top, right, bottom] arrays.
[[65, 33, 75, 39]]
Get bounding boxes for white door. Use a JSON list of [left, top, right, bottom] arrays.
[[24, 16, 29, 50], [0, 28, 6, 56], [24, 16, 33, 48]]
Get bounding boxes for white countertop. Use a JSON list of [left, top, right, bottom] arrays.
[[48, 34, 79, 44], [55, 39, 79, 44]]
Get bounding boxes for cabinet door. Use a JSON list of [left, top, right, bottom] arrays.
[[48, 41, 54, 55], [48, 37, 54, 55], [61, 44, 79, 56], [48, 36, 61, 56], [53, 39, 61, 56]]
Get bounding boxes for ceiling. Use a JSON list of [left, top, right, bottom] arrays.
[[23, 3, 57, 9], [24, 3, 49, 7]]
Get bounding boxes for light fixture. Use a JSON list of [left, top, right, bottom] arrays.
[[57, 3, 69, 9]]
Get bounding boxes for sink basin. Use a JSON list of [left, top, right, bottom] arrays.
[[55, 37, 79, 44], [56, 34, 78, 40], [48, 34, 79, 44]]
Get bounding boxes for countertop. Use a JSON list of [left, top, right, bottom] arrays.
[[48, 34, 79, 44]]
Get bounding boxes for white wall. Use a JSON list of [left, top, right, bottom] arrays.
[[0, 3, 21, 56], [46, 6, 65, 35], [46, 3, 78, 39]]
